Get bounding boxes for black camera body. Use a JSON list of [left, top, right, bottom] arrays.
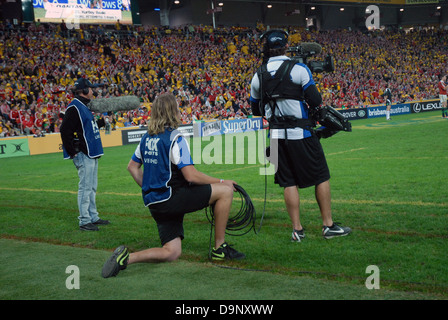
[[287, 45, 335, 73], [311, 105, 352, 139]]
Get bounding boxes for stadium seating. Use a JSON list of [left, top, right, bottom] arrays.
[[0, 21, 446, 137]]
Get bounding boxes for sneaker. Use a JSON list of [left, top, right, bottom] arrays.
[[93, 218, 110, 225], [211, 242, 245, 261], [101, 245, 129, 278], [291, 229, 305, 242], [80, 223, 99, 231], [322, 223, 352, 239]]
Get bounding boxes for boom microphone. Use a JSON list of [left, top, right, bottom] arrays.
[[87, 96, 141, 113], [300, 42, 322, 55]]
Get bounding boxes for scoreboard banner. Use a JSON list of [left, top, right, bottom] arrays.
[[32, 0, 133, 25]]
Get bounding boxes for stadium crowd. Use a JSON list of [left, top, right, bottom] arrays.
[[1, 19, 447, 137]]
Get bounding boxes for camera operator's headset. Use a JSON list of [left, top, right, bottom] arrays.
[[74, 82, 98, 97], [73, 79, 91, 96], [260, 29, 289, 48]]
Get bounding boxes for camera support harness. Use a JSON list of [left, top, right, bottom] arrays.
[[256, 58, 351, 138]]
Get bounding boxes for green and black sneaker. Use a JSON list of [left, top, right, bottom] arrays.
[[101, 245, 129, 278], [211, 242, 245, 261]]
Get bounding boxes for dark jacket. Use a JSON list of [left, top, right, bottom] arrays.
[[60, 96, 104, 158]]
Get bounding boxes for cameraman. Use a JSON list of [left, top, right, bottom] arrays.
[[249, 30, 351, 241]]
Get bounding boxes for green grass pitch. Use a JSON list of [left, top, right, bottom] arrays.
[[0, 111, 447, 300]]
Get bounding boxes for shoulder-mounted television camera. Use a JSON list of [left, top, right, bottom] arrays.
[[287, 43, 335, 73], [310, 105, 352, 139]]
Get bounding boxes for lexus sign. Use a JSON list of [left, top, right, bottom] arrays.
[[411, 100, 441, 113]]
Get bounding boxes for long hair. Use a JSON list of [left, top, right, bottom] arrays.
[[147, 93, 181, 135]]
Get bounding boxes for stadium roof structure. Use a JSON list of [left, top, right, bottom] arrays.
[[138, 0, 448, 14], [137, 1, 342, 14]]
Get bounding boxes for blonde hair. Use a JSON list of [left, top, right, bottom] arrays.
[[147, 93, 180, 135]]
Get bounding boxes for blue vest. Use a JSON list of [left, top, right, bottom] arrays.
[[63, 98, 103, 159], [137, 128, 192, 206]]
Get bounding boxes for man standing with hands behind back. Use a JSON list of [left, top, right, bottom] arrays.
[[60, 77, 110, 231]]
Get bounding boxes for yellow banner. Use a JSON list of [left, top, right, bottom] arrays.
[[27, 133, 62, 156], [0, 129, 126, 158], [26, 130, 124, 156]]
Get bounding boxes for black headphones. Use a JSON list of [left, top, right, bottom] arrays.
[[74, 78, 93, 96], [72, 87, 90, 96]]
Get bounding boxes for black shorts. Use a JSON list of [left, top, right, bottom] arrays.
[[148, 184, 211, 246], [273, 136, 330, 189]]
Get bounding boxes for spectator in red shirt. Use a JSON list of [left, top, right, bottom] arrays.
[[34, 113, 44, 130], [22, 114, 35, 135], [1, 101, 11, 121], [438, 74, 447, 118], [9, 105, 20, 126]]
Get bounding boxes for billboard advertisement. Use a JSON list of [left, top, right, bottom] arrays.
[[367, 104, 411, 118], [410, 100, 441, 114], [121, 125, 194, 145], [196, 118, 263, 138], [32, 0, 133, 25], [339, 108, 368, 120], [0, 138, 30, 159]]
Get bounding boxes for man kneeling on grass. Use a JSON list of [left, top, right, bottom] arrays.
[[102, 93, 245, 278]]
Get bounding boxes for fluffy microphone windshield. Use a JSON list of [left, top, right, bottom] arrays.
[[300, 42, 322, 55], [87, 96, 141, 113]]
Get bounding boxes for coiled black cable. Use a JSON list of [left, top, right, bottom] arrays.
[[205, 184, 257, 236]]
